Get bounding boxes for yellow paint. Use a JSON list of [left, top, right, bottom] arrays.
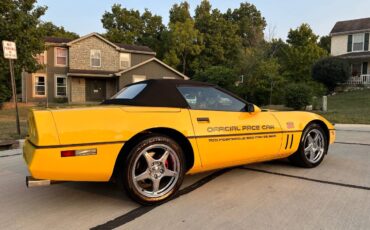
[[23, 105, 335, 181]]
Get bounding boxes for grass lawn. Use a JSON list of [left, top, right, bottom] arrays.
[[318, 89, 370, 124], [0, 106, 30, 140]]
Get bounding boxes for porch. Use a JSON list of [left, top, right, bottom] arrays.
[[347, 74, 370, 85]]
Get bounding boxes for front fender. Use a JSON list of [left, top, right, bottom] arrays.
[[271, 111, 335, 144]]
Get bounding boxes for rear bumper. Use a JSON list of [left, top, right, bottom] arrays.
[[23, 139, 124, 182]]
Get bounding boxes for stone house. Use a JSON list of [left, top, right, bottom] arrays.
[[22, 33, 188, 103], [330, 17, 370, 85]]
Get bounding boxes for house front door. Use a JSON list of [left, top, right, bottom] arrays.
[[85, 79, 106, 102]]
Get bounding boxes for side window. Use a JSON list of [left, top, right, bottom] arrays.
[[177, 86, 246, 112], [113, 83, 147, 99]]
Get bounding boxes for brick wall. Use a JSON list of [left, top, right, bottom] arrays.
[[69, 36, 120, 71]]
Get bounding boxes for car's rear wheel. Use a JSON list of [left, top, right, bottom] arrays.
[[288, 123, 328, 168], [119, 134, 185, 205]]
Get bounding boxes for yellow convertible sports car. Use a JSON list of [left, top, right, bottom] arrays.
[[23, 79, 335, 205]]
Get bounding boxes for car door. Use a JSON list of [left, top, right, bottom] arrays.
[[177, 86, 283, 170]]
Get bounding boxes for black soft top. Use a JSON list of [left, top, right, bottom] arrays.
[[102, 79, 215, 108]]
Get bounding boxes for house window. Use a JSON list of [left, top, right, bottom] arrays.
[[90, 50, 101, 67], [35, 51, 47, 65], [352, 34, 364, 52], [120, 53, 131, 69], [55, 75, 67, 97], [34, 75, 46, 96], [55, 48, 68, 66]]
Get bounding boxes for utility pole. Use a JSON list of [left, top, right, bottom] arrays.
[[2, 40, 21, 136]]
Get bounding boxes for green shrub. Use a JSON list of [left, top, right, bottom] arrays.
[[54, 97, 68, 103], [284, 83, 313, 110], [312, 57, 350, 92], [0, 84, 11, 105]]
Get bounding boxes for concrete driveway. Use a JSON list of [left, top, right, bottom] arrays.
[[0, 125, 369, 230]]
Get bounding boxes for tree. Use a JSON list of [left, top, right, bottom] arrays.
[[169, 1, 192, 24], [235, 44, 284, 105], [286, 23, 319, 47], [312, 57, 350, 92], [164, 19, 203, 75], [319, 35, 331, 53], [101, 5, 166, 56], [193, 0, 242, 70], [138, 9, 166, 57], [0, 0, 47, 103], [225, 2, 266, 47], [193, 66, 238, 91], [280, 24, 327, 82], [39, 22, 79, 39], [101, 4, 143, 44]]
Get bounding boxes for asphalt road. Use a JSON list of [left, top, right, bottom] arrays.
[[0, 124, 369, 230]]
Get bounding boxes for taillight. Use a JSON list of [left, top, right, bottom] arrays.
[[61, 150, 75, 157], [61, 149, 97, 157]]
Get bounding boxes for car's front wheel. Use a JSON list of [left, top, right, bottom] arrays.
[[119, 134, 185, 205], [289, 123, 328, 168]]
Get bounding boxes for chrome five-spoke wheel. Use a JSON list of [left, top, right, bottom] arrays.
[[132, 144, 180, 198], [303, 129, 325, 164], [289, 123, 327, 168], [120, 135, 185, 205]]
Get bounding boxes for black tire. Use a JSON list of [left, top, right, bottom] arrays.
[[288, 123, 328, 168], [118, 134, 186, 205]]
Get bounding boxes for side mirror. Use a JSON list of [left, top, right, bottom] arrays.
[[247, 103, 255, 112], [246, 103, 261, 113]]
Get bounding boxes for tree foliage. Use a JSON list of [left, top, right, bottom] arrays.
[[39, 22, 79, 39], [235, 43, 285, 105], [0, 0, 47, 103], [225, 2, 266, 47], [101, 4, 165, 57], [318, 35, 331, 53], [280, 24, 327, 82], [169, 2, 192, 24], [284, 83, 313, 110], [312, 57, 350, 92], [193, 0, 242, 70], [193, 66, 238, 91], [286, 23, 319, 47], [164, 19, 203, 75]]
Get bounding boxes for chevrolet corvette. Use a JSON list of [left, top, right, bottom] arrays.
[[23, 79, 335, 205]]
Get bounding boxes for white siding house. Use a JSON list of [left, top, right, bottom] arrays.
[[330, 18, 370, 85]]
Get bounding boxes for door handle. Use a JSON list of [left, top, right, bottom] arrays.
[[197, 117, 210, 122]]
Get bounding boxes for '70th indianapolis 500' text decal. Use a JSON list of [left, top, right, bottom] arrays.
[[208, 134, 277, 142]]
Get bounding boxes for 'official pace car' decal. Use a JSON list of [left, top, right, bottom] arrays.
[[207, 125, 275, 133]]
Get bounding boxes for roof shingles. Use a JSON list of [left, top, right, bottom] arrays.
[[44, 35, 154, 53], [331, 18, 370, 35]]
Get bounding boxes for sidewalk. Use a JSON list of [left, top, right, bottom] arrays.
[[0, 140, 24, 157], [0, 148, 22, 157], [335, 124, 370, 132]]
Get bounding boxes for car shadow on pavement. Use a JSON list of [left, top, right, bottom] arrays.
[[61, 181, 133, 202]]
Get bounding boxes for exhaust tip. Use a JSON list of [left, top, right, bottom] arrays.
[[26, 176, 51, 187]]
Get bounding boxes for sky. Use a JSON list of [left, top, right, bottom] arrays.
[[36, 0, 370, 40]]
